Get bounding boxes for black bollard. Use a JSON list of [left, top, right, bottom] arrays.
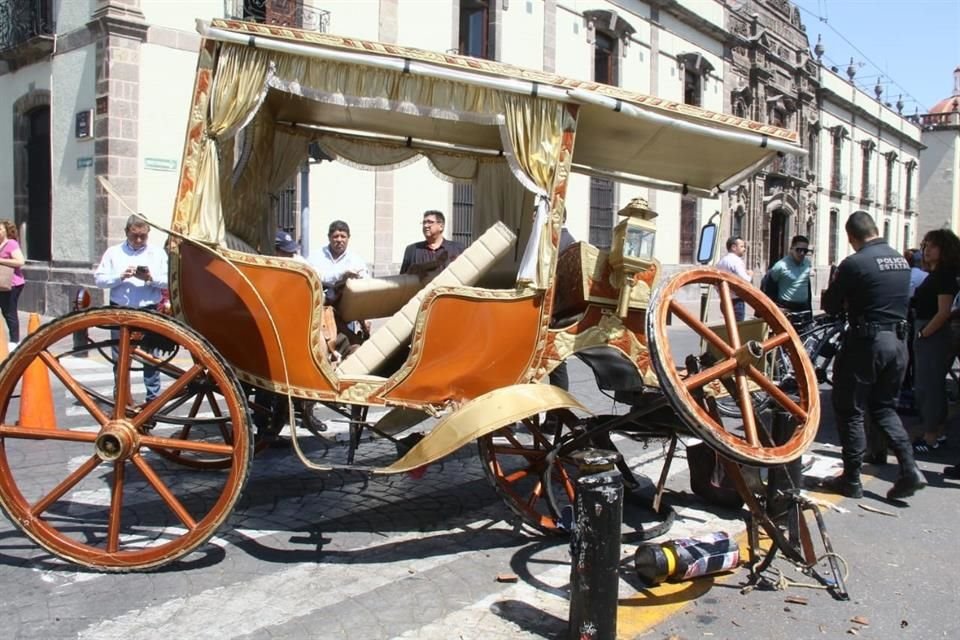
[[72, 288, 91, 357], [568, 448, 623, 640]]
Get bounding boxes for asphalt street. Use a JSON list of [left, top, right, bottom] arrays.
[[0, 311, 957, 639]]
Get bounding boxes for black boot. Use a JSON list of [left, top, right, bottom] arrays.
[[887, 466, 927, 501], [820, 472, 863, 499]]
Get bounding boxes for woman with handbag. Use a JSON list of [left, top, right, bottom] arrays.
[[0, 220, 26, 344]]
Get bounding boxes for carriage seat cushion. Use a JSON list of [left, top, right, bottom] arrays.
[[223, 232, 258, 254], [338, 274, 424, 322], [337, 221, 517, 376]]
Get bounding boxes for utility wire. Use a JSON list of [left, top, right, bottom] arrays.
[[794, 2, 930, 111]]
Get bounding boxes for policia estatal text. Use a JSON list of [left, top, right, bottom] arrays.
[[820, 212, 926, 501]]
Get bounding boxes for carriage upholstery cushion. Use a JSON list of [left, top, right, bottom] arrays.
[[223, 232, 258, 254], [337, 221, 517, 377], [337, 274, 424, 322]]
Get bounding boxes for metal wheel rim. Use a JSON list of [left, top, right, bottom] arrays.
[[645, 268, 820, 466], [0, 308, 252, 571]]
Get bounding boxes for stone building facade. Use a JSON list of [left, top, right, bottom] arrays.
[[721, 0, 922, 289], [723, 0, 819, 274], [0, 0, 924, 314], [914, 68, 960, 236]]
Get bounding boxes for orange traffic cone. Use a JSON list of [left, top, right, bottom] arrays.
[[18, 313, 56, 430]]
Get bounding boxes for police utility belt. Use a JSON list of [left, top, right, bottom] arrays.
[[847, 320, 907, 339]]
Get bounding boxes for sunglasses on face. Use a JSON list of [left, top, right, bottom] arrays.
[[793, 247, 810, 255]]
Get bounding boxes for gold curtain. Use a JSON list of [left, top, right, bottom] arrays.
[[499, 95, 569, 288], [189, 44, 272, 244]]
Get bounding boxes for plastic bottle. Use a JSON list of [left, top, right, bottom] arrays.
[[634, 531, 740, 586]]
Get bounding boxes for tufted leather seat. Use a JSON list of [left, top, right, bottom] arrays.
[[336, 221, 517, 376]]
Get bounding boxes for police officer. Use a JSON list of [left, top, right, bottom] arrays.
[[820, 212, 926, 501]]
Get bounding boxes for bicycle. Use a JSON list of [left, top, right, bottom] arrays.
[[714, 312, 844, 417]]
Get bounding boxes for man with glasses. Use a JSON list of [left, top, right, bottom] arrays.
[[763, 235, 813, 317], [400, 210, 465, 281], [94, 215, 168, 403]]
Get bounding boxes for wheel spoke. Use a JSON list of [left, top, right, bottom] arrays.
[[734, 373, 760, 446], [669, 301, 735, 358], [684, 357, 738, 391], [718, 281, 742, 349], [760, 331, 792, 353], [132, 364, 205, 430], [553, 463, 577, 502], [206, 392, 231, 441], [130, 454, 197, 530], [140, 434, 234, 456], [107, 461, 125, 553], [0, 425, 97, 443], [114, 327, 133, 420], [504, 467, 532, 483], [745, 365, 808, 421], [41, 352, 109, 426], [526, 479, 543, 508], [30, 455, 103, 517]]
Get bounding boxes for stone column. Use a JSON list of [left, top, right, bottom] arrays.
[[90, 0, 147, 259], [373, 0, 398, 274]]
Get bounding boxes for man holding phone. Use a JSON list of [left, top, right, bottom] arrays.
[[94, 215, 168, 401]]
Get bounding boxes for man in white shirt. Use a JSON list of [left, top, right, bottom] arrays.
[[716, 236, 753, 321], [309, 220, 370, 355], [94, 215, 168, 401], [310, 220, 369, 302]]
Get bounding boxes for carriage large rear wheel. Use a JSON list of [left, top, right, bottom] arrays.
[[646, 269, 820, 466], [0, 308, 251, 571], [478, 411, 581, 533]]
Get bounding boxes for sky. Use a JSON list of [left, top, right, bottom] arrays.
[[790, 0, 960, 113]]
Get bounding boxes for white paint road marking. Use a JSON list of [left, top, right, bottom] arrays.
[[75, 524, 514, 640]]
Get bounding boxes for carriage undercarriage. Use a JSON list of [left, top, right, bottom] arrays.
[[0, 265, 822, 573]]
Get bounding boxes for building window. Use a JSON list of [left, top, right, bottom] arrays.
[[807, 127, 818, 175], [593, 30, 617, 84], [684, 70, 702, 107], [830, 127, 846, 193], [828, 208, 839, 265], [860, 141, 874, 201], [679, 197, 697, 263], [905, 161, 917, 210], [588, 23, 620, 248], [452, 182, 475, 245], [459, 0, 490, 59], [903, 224, 910, 253], [732, 206, 745, 239], [588, 178, 615, 250], [678, 52, 714, 108], [884, 152, 897, 209], [273, 176, 298, 232], [883, 219, 890, 242]]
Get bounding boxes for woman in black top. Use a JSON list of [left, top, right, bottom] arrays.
[[912, 228, 960, 452]]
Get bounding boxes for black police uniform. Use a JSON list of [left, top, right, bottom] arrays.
[[822, 238, 923, 498]]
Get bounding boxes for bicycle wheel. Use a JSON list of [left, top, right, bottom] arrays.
[[808, 324, 843, 386]]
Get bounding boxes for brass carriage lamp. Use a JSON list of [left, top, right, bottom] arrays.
[[609, 198, 658, 318]]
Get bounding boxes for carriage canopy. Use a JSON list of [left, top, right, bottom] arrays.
[[171, 19, 802, 286]]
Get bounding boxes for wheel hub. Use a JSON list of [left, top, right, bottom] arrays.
[[94, 420, 141, 461]]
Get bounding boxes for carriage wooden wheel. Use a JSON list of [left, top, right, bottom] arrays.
[[646, 268, 820, 466], [0, 308, 251, 571], [478, 411, 581, 533]]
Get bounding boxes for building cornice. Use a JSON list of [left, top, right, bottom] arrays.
[[818, 85, 923, 148]]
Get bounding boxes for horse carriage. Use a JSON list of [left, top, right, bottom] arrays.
[[0, 19, 821, 573]]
